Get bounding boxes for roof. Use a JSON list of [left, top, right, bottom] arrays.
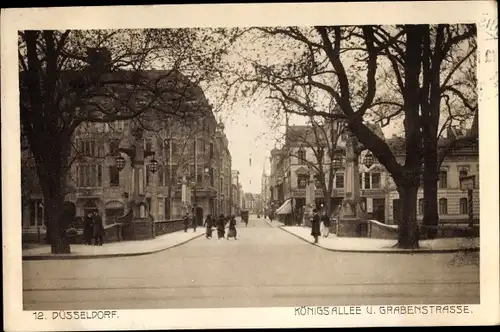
[[19, 68, 211, 123], [387, 136, 479, 156]]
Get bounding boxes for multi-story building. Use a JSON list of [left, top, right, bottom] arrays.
[[231, 170, 241, 216], [269, 124, 479, 225], [242, 193, 256, 212], [260, 170, 271, 214], [385, 135, 479, 225], [269, 123, 386, 220], [21, 67, 232, 230]]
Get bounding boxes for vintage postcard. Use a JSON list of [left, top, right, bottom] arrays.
[[2, 1, 499, 330]]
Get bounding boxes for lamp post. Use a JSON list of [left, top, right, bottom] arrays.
[[115, 127, 158, 222], [460, 175, 476, 228]]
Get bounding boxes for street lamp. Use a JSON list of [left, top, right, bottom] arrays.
[[113, 127, 157, 223]]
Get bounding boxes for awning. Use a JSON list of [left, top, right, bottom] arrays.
[[276, 199, 293, 215]]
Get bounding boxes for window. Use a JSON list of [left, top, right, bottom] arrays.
[[314, 174, 321, 188], [298, 174, 308, 189], [197, 167, 203, 183], [158, 167, 164, 186], [171, 140, 177, 155], [146, 197, 152, 213], [335, 172, 344, 188], [438, 171, 448, 189], [418, 198, 424, 215], [109, 139, 119, 155], [77, 164, 103, 187], [439, 198, 448, 215], [28, 199, 44, 227], [459, 169, 468, 180], [197, 139, 204, 154], [79, 139, 97, 157], [371, 173, 381, 189], [317, 148, 324, 164], [459, 197, 468, 214], [364, 172, 371, 189], [145, 138, 153, 152], [209, 143, 214, 158], [109, 166, 120, 187], [297, 150, 306, 164]]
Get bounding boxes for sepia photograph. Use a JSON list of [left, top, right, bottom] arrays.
[[2, 2, 499, 330]]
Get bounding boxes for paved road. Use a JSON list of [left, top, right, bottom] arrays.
[[23, 216, 479, 310]]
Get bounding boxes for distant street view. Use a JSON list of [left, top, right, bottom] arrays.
[[19, 24, 480, 310]]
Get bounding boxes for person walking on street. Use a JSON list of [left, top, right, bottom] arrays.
[[321, 210, 331, 238], [311, 208, 321, 244], [92, 212, 105, 246], [191, 208, 197, 232], [204, 214, 213, 239], [83, 212, 94, 245], [183, 213, 190, 232], [227, 215, 237, 240], [216, 214, 225, 240]]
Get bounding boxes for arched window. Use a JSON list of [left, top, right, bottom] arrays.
[[438, 171, 448, 189], [459, 197, 468, 214], [439, 198, 448, 215], [418, 198, 424, 215], [297, 149, 306, 164]]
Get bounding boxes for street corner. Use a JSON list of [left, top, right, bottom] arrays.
[[22, 232, 205, 261]]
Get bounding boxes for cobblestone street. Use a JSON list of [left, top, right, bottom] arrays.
[[23, 216, 479, 310]]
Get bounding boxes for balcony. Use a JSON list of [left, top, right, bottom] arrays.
[[76, 187, 104, 198]]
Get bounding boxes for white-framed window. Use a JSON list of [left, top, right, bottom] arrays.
[[438, 171, 448, 189], [76, 164, 103, 187], [439, 198, 448, 215], [459, 197, 468, 214], [28, 199, 44, 227], [335, 172, 344, 188], [297, 149, 306, 164], [360, 172, 381, 189]]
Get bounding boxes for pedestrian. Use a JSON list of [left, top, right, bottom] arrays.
[[227, 215, 237, 240], [191, 208, 197, 232], [183, 213, 190, 232], [204, 214, 213, 239], [321, 210, 331, 238], [216, 214, 225, 239], [311, 208, 321, 244], [92, 212, 105, 246], [83, 212, 94, 245]]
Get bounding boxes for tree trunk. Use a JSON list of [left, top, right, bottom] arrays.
[[422, 139, 439, 239], [396, 184, 420, 249], [39, 168, 71, 254], [33, 139, 72, 254]]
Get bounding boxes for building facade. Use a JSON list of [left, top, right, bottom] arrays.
[[231, 170, 241, 216], [385, 136, 479, 225], [268, 126, 478, 225], [22, 70, 232, 230]]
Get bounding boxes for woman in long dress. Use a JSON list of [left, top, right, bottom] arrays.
[[204, 215, 213, 239], [216, 214, 225, 239], [227, 215, 237, 240]]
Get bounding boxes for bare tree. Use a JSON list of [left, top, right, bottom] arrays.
[[19, 29, 229, 253], [370, 24, 477, 238], [221, 26, 425, 248]]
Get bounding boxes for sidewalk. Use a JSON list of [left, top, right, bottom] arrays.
[[263, 218, 285, 227], [22, 230, 203, 260], [279, 226, 479, 253]]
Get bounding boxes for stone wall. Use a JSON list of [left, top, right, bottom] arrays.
[[155, 219, 185, 236]]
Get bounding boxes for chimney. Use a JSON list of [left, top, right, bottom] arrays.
[[87, 47, 112, 71]]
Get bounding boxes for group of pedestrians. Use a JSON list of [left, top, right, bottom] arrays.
[[310, 209, 332, 244], [83, 211, 105, 246], [204, 214, 238, 240], [183, 212, 239, 240]]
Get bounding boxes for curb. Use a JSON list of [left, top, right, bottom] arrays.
[[278, 226, 479, 254], [263, 219, 285, 228], [22, 233, 204, 261]]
